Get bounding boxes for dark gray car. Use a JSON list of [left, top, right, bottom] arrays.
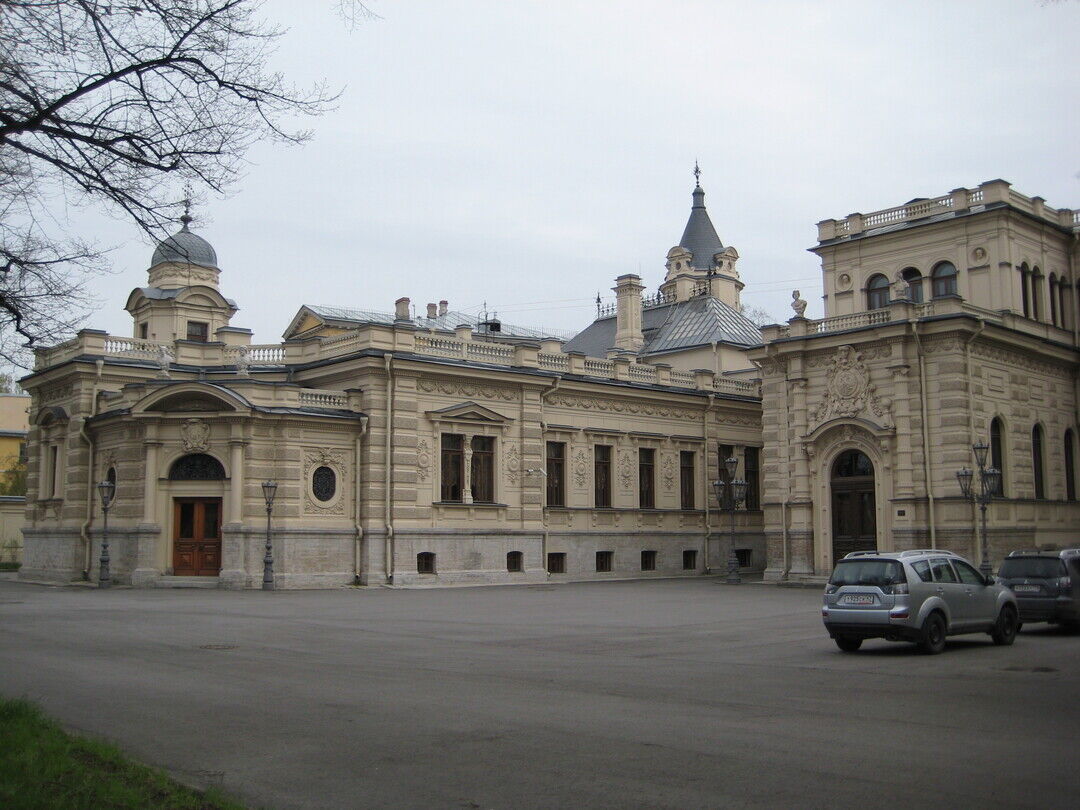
[[998, 549, 1080, 630]]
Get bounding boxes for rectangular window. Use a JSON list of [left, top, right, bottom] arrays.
[[470, 436, 495, 503], [186, 321, 209, 342], [641, 550, 657, 571], [440, 434, 464, 502], [18, 442, 27, 464], [744, 447, 760, 511], [547, 552, 566, 574], [679, 451, 695, 510], [717, 444, 734, 509], [735, 549, 752, 568], [417, 552, 436, 574], [139, 322, 148, 339], [546, 441, 565, 506], [594, 445, 612, 507], [596, 550, 613, 572], [638, 448, 655, 509], [682, 549, 698, 570]]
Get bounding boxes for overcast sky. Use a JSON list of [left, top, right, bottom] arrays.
[[67, 0, 1079, 344]]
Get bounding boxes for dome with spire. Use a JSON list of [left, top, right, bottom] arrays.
[[678, 171, 724, 271], [150, 211, 218, 270]]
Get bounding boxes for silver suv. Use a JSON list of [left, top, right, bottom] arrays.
[[822, 549, 1019, 654]]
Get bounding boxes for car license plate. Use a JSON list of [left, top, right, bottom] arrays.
[[842, 594, 876, 605], [1013, 584, 1039, 593]]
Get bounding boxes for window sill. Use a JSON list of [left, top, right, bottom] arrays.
[[433, 501, 508, 508]]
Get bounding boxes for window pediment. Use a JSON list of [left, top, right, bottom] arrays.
[[426, 401, 512, 427]]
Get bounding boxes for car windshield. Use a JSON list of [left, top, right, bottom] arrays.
[[999, 558, 1066, 579], [830, 559, 904, 587]]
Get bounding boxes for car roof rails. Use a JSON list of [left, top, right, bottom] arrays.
[[843, 551, 883, 558], [898, 549, 959, 557], [1007, 549, 1052, 557]]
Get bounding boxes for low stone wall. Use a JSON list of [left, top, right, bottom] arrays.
[[0, 496, 24, 565]]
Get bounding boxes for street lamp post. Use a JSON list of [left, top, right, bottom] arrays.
[[712, 456, 748, 585], [956, 440, 1002, 577], [96, 479, 116, 589], [262, 480, 278, 591]]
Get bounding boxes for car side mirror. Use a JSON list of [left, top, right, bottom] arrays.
[[984, 575, 997, 586]]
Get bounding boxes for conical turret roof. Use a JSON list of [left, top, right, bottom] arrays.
[[678, 181, 724, 271]]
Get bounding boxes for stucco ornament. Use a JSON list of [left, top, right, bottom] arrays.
[[180, 418, 211, 452], [416, 439, 431, 482], [808, 345, 894, 430], [157, 344, 174, 378], [504, 442, 520, 484], [573, 448, 589, 488], [661, 454, 676, 491], [303, 447, 347, 514], [618, 450, 634, 489], [791, 289, 807, 317]]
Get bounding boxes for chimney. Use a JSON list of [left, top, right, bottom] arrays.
[[613, 274, 645, 352], [426, 303, 438, 319], [394, 297, 410, 322], [438, 300, 448, 316]]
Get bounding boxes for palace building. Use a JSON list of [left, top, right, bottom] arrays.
[[17, 177, 1080, 587]]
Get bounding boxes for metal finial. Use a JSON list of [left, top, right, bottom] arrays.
[[180, 185, 193, 230], [596, 292, 602, 317], [693, 160, 701, 186]]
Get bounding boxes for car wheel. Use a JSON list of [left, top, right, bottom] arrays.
[[919, 613, 946, 655], [834, 636, 862, 652], [991, 605, 1018, 646]]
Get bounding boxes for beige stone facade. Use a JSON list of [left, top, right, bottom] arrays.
[[750, 180, 1080, 581], [17, 177, 1080, 589]]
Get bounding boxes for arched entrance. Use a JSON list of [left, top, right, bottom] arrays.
[[169, 453, 225, 576], [831, 449, 876, 559]]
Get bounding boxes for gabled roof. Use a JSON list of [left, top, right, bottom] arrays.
[[678, 183, 724, 270], [563, 295, 762, 358]]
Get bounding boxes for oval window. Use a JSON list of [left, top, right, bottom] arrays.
[[312, 465, 336, 502]]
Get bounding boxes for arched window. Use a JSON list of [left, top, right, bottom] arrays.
[[901, 267, 923, 303], [417, 552, 436, 574], [1031, 267, 1043, 321], [1058, 276, 1071, 330], [866, 274, 890, 310], [832, 449, 874, 478], [1020, 263, 1030, 317], [506, 551, 523, 572], [990, 418, 1005, 496], [1049, 273, 1058, 326], [1066, 429, 1076, 502], [168, 453, 225, 480], [1032, 425, 1045, 500], [931, 261, 957, 298]]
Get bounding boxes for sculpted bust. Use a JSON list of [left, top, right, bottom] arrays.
[[791, 289, 808, 317]]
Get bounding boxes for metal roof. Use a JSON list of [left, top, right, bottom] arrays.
[[305, 304, 570, 340], [563, 295, 762, 358], [151, 224, 218, 269], [678, 184, 724, 270]]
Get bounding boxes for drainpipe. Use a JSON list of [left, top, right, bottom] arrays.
[[383, 354, 394, 583], [963, 319, 985, 555], [79, 361, 104, 578], [703, 393, 715, 572], [353, 416, 368, 584], [539, 376, 560, 572], [911, 322, 937, 549]]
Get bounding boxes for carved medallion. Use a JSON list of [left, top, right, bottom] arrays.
[[180, 418, 211, 452], [808, 345, 894, 430], [573, 448, 589, 488], [504, 442, 520, 484], [661, 454, 676, 491], [416, 438, 431, 482], [618, 451, 634, 490]]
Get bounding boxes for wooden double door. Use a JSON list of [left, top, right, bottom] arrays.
[[173, 498, 222, 576]]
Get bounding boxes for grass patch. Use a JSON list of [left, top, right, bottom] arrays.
[[0, 698, 246, 809], [0, 562, 20, 571]]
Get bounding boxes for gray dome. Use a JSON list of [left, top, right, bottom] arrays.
[[151, 219, 218, 269]]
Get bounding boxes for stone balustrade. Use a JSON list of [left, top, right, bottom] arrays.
[[817, 179, 1080, 241], [35, 322, 764, 399]]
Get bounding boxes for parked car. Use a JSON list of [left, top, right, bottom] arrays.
[[997, 549, 1080, 630], [822, 549, 1019, 654]]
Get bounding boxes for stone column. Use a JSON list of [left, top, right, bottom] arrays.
[[462, 438, 473, 504], [132, 434, 163, 586], [219, 438, 249, 589]]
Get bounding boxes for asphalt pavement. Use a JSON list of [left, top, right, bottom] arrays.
[[1, 577, 1077, 809]]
